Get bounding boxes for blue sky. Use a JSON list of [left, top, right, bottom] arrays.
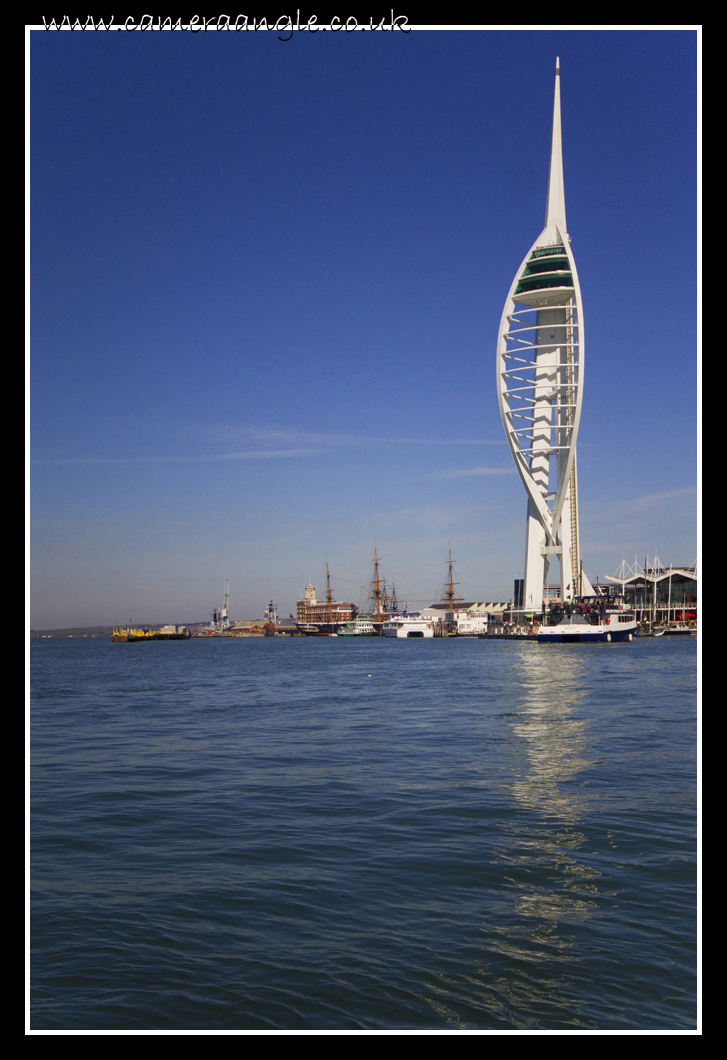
[[30, 27, 698, 627]]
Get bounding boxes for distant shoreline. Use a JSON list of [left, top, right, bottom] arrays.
[[30, 624, 206, 638]]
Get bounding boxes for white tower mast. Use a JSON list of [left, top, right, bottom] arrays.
[[496, 59, 593, 613]]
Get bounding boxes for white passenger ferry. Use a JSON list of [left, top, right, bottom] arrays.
[[382, 612, 435, 638], [538, 595, 637, 643], [338, 616, 375, 636]]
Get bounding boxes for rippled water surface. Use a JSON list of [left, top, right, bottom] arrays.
[[30, 636, 698, 1029]]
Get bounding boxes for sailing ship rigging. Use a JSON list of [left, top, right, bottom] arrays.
[[437, 545, 463, 615]]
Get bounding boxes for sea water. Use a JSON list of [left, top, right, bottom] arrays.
[[30, 636, 698, 1030]]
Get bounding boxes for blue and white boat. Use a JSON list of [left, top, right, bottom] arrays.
[[538, 598, 637, 643]]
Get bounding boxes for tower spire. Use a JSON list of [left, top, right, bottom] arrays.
[[544, 58, 567, 237]]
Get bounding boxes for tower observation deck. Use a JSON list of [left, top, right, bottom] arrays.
[[496, 59, 593, 610]]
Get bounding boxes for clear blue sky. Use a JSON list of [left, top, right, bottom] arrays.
[[30, 27, 698, 627]]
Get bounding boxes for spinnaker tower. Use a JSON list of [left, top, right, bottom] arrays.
[[496, 59, 593, 610]]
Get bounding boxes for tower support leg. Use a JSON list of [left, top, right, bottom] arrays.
[[523, 497, 546, 611]]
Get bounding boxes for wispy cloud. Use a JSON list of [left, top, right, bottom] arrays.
[[426, 467, 516, 479], [34, 425, 507, 465], [581, 486, 697, 557], [583, 486, 696, 521], [211, 425, 506, 449], [33, 449, 329, 465]]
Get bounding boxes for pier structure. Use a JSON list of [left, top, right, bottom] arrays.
[[606, 558, 698, 627], [497, 60, 594, 616]]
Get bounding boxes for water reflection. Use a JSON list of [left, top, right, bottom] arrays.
[[498, 648, 602, 931], [510, 649, 590, 823]]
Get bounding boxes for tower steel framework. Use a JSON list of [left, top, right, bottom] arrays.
[[496, 60, 593, 611]]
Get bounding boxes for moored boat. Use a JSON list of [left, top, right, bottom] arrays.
[[538, 596, 637, 643], [296, 623, 339, 636], [663, 622, 697, 636], [382, 612, 435, 638], [338, 616, 376, 636], [639, 624, 666, 637], [113, 625, 191, 642]]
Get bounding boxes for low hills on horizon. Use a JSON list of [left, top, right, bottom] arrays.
[[30, 623, 209, 638]]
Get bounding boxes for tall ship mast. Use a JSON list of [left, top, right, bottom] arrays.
[[368, 543, 386, 623], [325, 560, 334, 626], [496, 59, 593, 612], [441, 545, 463, 614]]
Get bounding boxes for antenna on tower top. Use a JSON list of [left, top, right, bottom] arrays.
[[545, 58, 567, 235]]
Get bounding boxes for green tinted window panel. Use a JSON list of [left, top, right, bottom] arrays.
[[530, 246, 566, 259], [523, 259, 570, 276], [515, 275, 573, 293]]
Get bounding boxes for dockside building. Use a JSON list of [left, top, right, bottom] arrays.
[[296, 583, 357, 626], [606, 565, 697, 625]]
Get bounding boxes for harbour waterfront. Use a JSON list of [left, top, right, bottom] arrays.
[[30, 637, 697, 1030]]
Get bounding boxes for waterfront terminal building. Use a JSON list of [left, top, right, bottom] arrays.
[[606, 564, 697, 626]]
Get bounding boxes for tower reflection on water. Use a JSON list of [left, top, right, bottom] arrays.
[[497, 650, 605, 935]]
